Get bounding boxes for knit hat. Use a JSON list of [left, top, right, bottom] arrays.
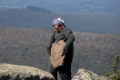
[[52, 18, 64, 26]]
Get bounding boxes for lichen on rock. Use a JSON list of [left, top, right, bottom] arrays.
[[0, 63, 55, 80], [72, 69, 110, 80]]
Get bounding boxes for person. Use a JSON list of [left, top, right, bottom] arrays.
[[47, 18, 75, 80]]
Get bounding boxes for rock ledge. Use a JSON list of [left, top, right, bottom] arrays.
[[0, 63, 55, 80], [72, 68, 110, 80]]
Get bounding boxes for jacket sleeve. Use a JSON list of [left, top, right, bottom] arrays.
[[64, 28, 75, 49], [48, 32, 55, 49]]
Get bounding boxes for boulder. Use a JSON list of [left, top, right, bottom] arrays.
[[72, 69, 110, 80], [0, 63, 55, 80]]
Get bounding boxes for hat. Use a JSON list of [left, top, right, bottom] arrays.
[[52, 18, 64, 26]]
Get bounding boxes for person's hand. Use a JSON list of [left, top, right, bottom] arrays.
[[47, 47, 51, 56], [61, 48, 67, 56]]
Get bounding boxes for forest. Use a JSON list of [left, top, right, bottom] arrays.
[[0, 27, 120, 77]]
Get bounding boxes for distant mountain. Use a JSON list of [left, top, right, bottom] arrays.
[[0, 27, 120, 76], [0, 0, 120, 14], [0, 6, 120, 34], [23, 6, 53, 13], [0, 6, 58, 29]]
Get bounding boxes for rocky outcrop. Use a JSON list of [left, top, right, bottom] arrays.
[[0, 63, 111, 80], [72, 69, 110, 80], [0, 63, 55, 80]]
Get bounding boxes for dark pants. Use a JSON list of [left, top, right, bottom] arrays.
[[50, 54, 73, 80]]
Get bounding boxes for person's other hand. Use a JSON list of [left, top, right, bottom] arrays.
[[61, 48, 67, 56], [47, 47, 51, 56]]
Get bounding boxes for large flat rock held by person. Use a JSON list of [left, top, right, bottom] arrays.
[[0, 63, 55, 80], [50, 40, 66, 68]]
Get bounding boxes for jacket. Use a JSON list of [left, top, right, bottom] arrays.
[[48, 26, 75, 55]]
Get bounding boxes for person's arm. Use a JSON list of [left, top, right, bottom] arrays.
[[64, 28, 75, 49], [61, 28, 75, 56], [47, 32, 55, 56], [48, 32, 55, 49]]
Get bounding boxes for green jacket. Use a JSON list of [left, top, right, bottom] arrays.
[[48, 26, 75, 55]]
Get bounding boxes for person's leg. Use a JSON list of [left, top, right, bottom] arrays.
[[59, 54, 73, 80], [50, 65, 57, 80], [58, 65, 71, 80]]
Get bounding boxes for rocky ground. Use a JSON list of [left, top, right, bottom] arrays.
[[0, 63, 110, 80], [0, 63, 55, 80]]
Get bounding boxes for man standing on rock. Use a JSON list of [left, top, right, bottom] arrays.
[[47, 18, 75, 80]]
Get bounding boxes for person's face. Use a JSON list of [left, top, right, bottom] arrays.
[[53, 25, 63, 32]]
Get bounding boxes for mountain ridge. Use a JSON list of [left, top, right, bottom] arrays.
[[0, 0, 120, 14], [0, 6, 120, 35]]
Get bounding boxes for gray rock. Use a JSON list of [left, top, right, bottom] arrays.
[[72, 69, 110, 80], [0, 63, 55, 80]]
